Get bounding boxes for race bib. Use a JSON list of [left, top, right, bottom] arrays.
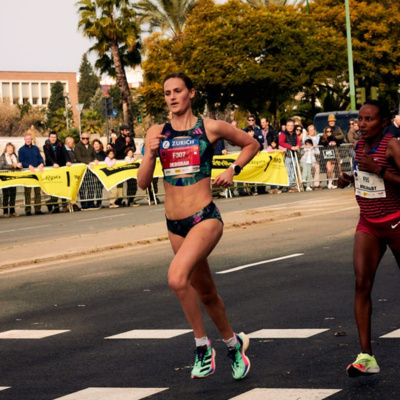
[[159, 138, 200, 176], [354, 169, 386, 198]]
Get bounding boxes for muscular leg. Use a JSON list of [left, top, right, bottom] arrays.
[[353, 231, 386, 353], [168, 219, 234, 340]]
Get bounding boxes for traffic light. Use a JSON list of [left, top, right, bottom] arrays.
[[101, 97, 114, 117], [356, 87, 366, 105], [371, 86, 379, 100]]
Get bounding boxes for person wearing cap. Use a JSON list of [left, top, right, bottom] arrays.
[[325, 114, 345, 145], [114, 125, 138, 206]]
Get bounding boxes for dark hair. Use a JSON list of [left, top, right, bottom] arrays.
[[49, 130, 57, 137], [286, 118, 295, 124], [163, 72, 194, 90], [362, 99, 391, 124], [91, 139, 104, 152], [305, 138, 313, 146], [106, 148, 115, 156], [124, 146, 135, 155]]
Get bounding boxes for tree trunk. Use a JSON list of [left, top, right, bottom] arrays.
[[110, 40, 135, 135]]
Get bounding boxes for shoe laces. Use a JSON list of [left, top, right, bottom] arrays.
[[194, 345, 208, 365], [227, 346, 241, 365]]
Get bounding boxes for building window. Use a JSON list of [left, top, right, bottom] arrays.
[[22, 83, 29, 104], [1, 82, 10, 102], [31, 83, 39, 105], [12, 83, 19, 104]]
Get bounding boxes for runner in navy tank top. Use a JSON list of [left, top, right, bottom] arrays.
[[138, 73, 259, 380], [338, 100, 400, 378]]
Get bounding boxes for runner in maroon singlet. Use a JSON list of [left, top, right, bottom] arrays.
[[338, 100, 400, 377]]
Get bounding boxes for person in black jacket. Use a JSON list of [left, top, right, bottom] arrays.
[[114, 125, 138, 206], [43, 131, 71, 212]]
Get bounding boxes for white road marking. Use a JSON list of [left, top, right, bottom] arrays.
[[249, 329, 329, 339], [0, 224, 51, 234], [229, 388, 341, 400], [0, 330, 70, 339], [79, 214, 128, 222], [0, 387, 11, 392], [380, 329, 400, 338], [53, 387, 169, 400], [105, 329, 192, 339], [216, 253, 304, 274]]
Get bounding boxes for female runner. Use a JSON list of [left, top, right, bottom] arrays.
[[338, 100, 400, 377], [138, 73, 259, 380]]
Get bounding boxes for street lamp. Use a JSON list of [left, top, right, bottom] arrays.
[[345, 0, 356, 110], [75, 104, 84, 137]]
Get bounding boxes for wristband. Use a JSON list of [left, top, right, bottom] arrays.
[[378, 166, 386, 178]]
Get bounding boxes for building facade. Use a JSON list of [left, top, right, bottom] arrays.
[[0, 71, 79, 125]]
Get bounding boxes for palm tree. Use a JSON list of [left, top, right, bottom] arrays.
[[77, 0, 141, 132], [134, 0, 198, 38]]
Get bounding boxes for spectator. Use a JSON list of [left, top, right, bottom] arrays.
[[92, 139, 107, 208], [303, 125, 321, 189], [325, 114, 345, 144], [266, 137, 286, 194], [278, 123, 286, 135], [300, 139, 316, 191], [43, 131, 71, 213], [346, 118, 355, 142], [347, 119, 361, 144], [224, 121, 242, 153], [114, 124, 137, 206], [244, 114, 263, 150], [214, 138, 227, 155], [320, 126, 340, 189], [294, 124, 304, 143], [104, 148, 119, 208], [384, 114, 400, 138], [260, 117, 277, 150], [0, 142, 22, 217], [64, 137, 76, 163], [75, 132, 97, 210], [279, 119, 301, 192], [18, 133, 44, 216], [109, 129, 117, 146]]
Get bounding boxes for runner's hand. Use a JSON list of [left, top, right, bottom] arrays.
[[147, 135, 165, 156], [338, 172, 354, 188], [357, 154, 379, 174], [213, 168, 235, 188]]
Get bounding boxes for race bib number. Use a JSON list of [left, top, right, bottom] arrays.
[[354, 169, 386, 199], [159, 138, 200, 176]]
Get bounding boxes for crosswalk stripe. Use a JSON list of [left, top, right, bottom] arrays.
[[105, 329, 192, 339], [228, 388, 342, 400], [249, 329, 329, 339], [52, 387, 169, 400], [0, 330, 70, 339], [380, 329, 400, 338]]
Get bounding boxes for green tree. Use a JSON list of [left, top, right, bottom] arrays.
[[77, 0, 142, 133], [47, 81, 69, 130], [78, 53, 101, 109], [142, 0, 346, 123], [310, 0, 400, 113], [135, 0, 198, 38], [81, 109, 103, 133]]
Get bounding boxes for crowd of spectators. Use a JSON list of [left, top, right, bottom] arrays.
[[1, 112, 399, 217]]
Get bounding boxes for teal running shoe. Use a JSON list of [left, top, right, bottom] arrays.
[[191, 341, 216, 379], [347, 352, 380, 378], [227, 332, 250, 380]]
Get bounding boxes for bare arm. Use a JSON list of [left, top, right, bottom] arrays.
[[137, 124, 164, 190], [204, 119, 259, 187]]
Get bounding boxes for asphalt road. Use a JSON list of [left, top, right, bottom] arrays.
[[0, 190, 400, 399]]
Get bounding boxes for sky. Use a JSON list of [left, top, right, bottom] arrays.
[[0, 0, 95, 73]]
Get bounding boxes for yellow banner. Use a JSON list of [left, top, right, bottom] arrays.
[[212, 152, 288, 186], [41, 164, 86, 200], [90, 161, 140, 190]]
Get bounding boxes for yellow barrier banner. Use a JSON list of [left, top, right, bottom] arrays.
[[0, 164, 87, 201], [90, 161, 140, 190], [212, 151, 288, 186], [40, 164, 86, 200]]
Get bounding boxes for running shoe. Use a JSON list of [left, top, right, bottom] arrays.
[[227, 332, 250, 380], [191, 342, 216, 379], [347, 353, 380, 377]]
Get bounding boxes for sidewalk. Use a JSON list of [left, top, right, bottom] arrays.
[[0, 205, 308, 271]]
